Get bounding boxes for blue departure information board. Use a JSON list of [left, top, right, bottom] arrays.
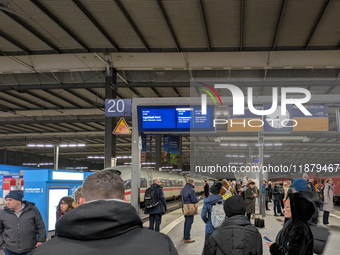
[[142, 108, 176, 129], [138, 105, 215, 132]]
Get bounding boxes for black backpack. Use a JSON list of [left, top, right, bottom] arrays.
[[320, 186, 325, 201], [144, 187, 159, 208]]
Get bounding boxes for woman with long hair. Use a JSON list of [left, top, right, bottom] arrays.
[[56, 196, 74, 221], [323, 178, 334, 226], [267, 193, 315, 255]]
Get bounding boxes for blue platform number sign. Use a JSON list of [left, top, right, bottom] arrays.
[[105, 99, 132, 117]]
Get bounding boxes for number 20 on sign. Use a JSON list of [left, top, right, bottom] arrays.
[[105, 99, 132, 117]]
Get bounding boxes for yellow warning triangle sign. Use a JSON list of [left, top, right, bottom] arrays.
[[113, 117, 131, 135]]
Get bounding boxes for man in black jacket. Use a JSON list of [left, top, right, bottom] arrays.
[[204, 195, 262, 255], [30, 171, 178, 255], [144, 178, 167, 232], [0, 190, 46, 255], [204, 180, 209, 198]]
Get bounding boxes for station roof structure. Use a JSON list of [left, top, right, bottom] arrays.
[[0, 0, 340, 170]]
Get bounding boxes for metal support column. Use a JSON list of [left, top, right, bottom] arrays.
[[258, 133, 265, 217], [155, 135, 161, 171], [178, 135, 182, 171], [131, 99, 141, 215], [54, 145, 59, 170], [3, 149, 7, 165], [104, 68, 117, 168]]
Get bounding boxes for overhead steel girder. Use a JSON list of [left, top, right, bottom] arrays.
[[1, 51, 340, 73], [30, 0, 90, 52], [1, 80, 340, 92], [0, 116, 105, 125], [1, 12, 60, 54], [0, 31, 30, 54]]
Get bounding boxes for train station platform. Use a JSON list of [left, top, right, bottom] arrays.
[[142, 201, 340, 255]]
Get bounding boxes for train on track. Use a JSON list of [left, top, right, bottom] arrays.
[[103, 166, 214, 203], [271, 171, 340, 204]]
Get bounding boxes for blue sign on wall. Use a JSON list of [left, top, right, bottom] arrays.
[[105, 99, 132, 117]]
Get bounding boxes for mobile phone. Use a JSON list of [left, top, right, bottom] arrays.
[[198, 196, 202, 199], [263, 236, 272, 242]]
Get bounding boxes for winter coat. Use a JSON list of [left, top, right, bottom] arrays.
[[272, 186, 281, 201], [245, 187, 255, 213], [270, 193, 314, 255], [144, 183, 167, 215], [323, 183, 334, 212], [30, 200, 178, 255], [204, 183, 210, 198], [204, 215, 262, 255], [0, 201, 46, 254], [299, 190, 321, 225], [219, 184, 233, 197], [268, 184, 273, 199], [201, 194, 223, 234], [181, 183, 199, 204], [265, 185, 270, 202], [306, 181, 315, 195]]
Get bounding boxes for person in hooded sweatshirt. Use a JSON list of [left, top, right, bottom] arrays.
[[201, 182, 223, 252], [204, 195, 262, 255], [266, 193, 315, 255], [30, 171, 178, 255], [144, 178, 167, 232]]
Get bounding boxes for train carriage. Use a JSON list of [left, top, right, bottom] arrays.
[[103, 166, 213, 203]]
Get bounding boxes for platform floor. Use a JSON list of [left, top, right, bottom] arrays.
[[143, 201, 340, 255], [1, 201, 340, 254]]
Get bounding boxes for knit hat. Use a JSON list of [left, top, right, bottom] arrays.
[[224, 195, 246, 217], [210, 182, 222, 195], [291, 178, 307, 192], [5, 190, 24, 201]]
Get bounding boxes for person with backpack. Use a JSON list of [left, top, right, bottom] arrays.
[[204, 195, 262, 255], [316, 179, 324, 212], [201, 182, 223, 254], [144, 178, 167, 232], [219, 179, 233, 200]]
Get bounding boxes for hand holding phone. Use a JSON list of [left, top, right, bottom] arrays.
[[263, 236, 272, 242]]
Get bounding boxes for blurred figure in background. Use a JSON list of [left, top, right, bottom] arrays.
[[272, 182, 284, 217], [220, 179, 233, 200], [72, 186, 82, 208], [245, 181, 257, 221], [204, 180, 210, 198], [56, 196, 74, 221], [323, 178, 334, 226]]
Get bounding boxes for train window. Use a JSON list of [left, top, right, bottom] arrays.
[[140, 178, 147, 188], [179, 180, 184, 186], [174, 180, 178, 186], [124, 179, 131, 190], [168, 180, 174, 187]]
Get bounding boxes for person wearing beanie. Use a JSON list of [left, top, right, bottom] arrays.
[[201, 182, 223, 254], [0, 190, 46, 255], [204, 195, 262, 255]]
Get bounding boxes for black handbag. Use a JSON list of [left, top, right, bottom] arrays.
[[255, 215, 265, 228], [309, 224, 330, 255]]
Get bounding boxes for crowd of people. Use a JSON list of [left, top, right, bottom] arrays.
[[0, 172, 335, 255]]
